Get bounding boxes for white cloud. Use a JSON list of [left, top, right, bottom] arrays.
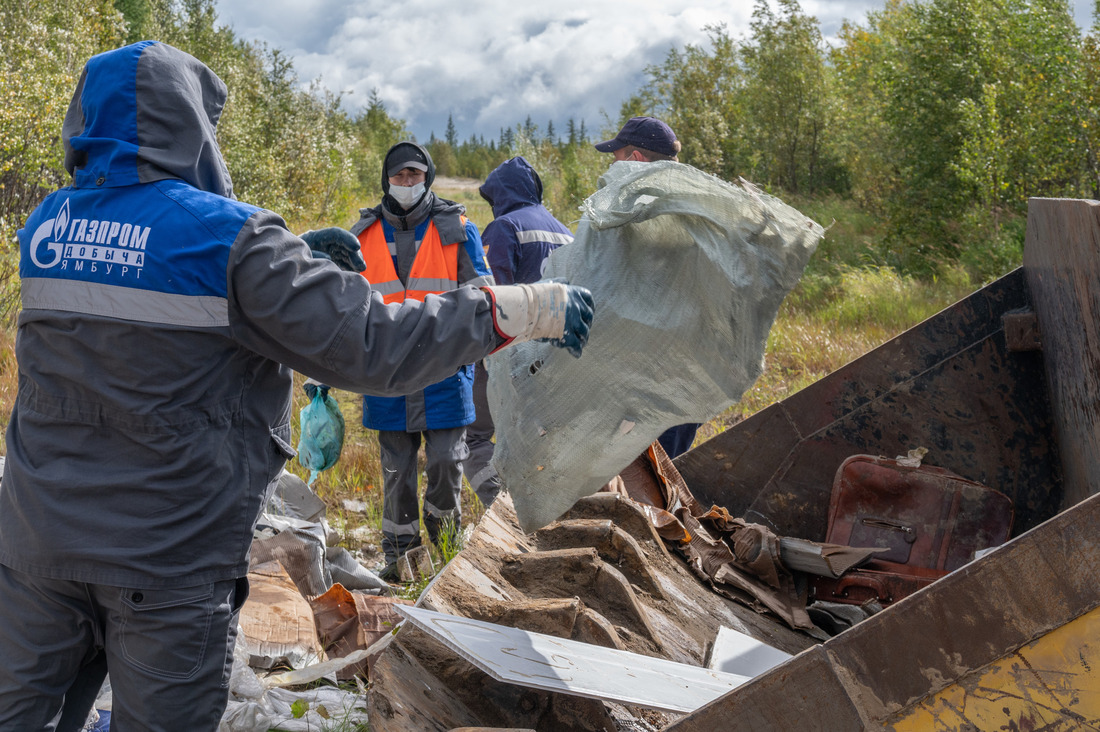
[[211, 0, 1096, 141]]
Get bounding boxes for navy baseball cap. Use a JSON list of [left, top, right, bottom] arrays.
[[594, 116, 679, 156], [386, 143, 429, 177]]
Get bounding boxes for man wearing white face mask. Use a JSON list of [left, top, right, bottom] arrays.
[[350, 141, 494, 580]]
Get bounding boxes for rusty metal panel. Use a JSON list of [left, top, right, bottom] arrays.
[[676, 267, 1063, 541], [665, 645, 870, 731], [810, 455, 1012, 607], [825, 456, 1013, 572], [1002, 308, 1041, 352], [663, 489, 1100, 731], [1023, 198, 1100, 510], [811, 565, 942, 607]]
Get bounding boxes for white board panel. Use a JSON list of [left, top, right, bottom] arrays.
[[396, 605, 749, 714]]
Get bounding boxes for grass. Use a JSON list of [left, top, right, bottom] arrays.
[[438, 183, 496, 233], [0, 328, 17, 436]]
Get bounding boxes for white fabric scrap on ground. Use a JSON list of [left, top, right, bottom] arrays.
[[219, 634, 369, 731]]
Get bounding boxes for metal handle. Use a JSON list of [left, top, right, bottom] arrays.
[[834, 574, 891, 602]]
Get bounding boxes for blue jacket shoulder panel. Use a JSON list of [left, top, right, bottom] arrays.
[[19, 181, 257, 300], [484, 203, 573, 285]]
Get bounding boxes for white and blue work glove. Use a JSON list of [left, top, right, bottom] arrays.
[[483, 282, 595, 358], [300, 227, 366, 273]]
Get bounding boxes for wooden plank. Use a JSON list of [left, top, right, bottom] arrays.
[[1023, 198, 1100, 509]]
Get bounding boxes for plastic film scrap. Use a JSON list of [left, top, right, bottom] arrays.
[[487, 161, 823, 533]]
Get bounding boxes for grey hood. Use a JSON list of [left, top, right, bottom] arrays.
[[62, 40, 234, 198]]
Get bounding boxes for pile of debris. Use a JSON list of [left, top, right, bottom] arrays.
[[364, 467, 823, 730]]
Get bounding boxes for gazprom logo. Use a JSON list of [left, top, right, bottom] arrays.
[[28, 198, 150, 278], [29, 199, 67, 268]]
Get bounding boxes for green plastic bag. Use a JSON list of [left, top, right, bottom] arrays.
[[297, 382, 345, 485]]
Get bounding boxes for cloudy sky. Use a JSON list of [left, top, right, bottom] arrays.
[[211, 0, 1095, 143]]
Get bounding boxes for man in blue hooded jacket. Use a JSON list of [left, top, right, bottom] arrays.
[[0, 41, 593, 731], [466, 157, 575, 505]]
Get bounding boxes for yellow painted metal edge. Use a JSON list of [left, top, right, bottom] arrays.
[[889, 605, 1100, 731]]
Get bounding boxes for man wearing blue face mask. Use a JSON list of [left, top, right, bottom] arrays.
[[350, 142, 493, 580]]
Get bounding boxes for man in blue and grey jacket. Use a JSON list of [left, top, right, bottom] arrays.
[[0, 41, 592, 731], [466, 156, 575, 506]]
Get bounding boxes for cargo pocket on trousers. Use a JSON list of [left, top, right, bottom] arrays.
[[270, 422, 297, 477], [118, 583, 216, 680], [271, 423, 296, 460]]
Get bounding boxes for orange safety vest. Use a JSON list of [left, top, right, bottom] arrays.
[[357, 217, 464, 303]]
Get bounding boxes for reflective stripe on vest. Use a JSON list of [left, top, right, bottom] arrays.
[[358, 219, 461, 303]]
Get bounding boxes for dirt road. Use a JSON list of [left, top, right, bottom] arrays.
[[434, 176, 481, 191]]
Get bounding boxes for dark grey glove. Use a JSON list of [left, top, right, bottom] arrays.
[[300, 227, 366, 272]]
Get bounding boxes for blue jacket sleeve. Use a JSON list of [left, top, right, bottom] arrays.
[[458, 219, 494, 286], [483, 218, 519, 285]]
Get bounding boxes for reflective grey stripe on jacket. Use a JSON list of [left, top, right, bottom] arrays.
[[517, 230, 574, 246], [22, 278, 229, 328], [370, 281, 405, 297], [407, 276, 459, 293]]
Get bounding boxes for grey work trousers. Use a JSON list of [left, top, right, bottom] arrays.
[[0, 562, 247, 731], [379, 425, 467, 563], [464, 361, 502, 507]]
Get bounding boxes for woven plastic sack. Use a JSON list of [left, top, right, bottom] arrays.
[[296, 383, 345, 485], [486, 161, 823, 532]]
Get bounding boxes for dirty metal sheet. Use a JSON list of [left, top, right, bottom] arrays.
[[395, 605, 750, 714], [662, 489, 1100, 731], [888, 603, 1100, 731], [1023, 198, 1100, 510], [675, 266, 1063, 541]]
